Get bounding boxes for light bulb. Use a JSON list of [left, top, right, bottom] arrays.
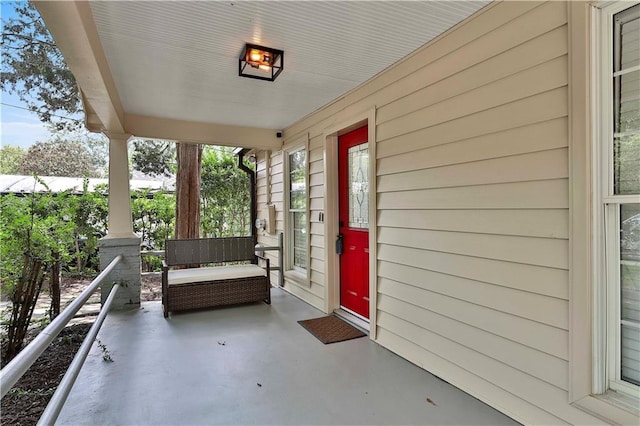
[[249, 50, 262, 62]]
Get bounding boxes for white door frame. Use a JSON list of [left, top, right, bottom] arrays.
[[322, 107, 378, 340]]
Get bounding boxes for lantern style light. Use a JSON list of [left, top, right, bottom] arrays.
[[239, 43, 284, 82]]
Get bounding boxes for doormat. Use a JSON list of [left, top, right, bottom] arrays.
[[298, 315, 366, 344]]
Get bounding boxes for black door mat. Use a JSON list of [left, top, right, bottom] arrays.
[[298, 315, 366, 344]]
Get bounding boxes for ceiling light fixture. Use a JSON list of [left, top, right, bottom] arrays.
[[239, 43, 284, 82]]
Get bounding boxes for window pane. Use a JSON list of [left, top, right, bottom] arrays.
[[288, 149, 307, 271], [621, 325, 640, 385], [293, 212, 307, 268], [615, 70, 640, 134], [293, 211, 306, 229], [289, 150, 305, 174], [616, 6, 640, 72], [289, 150, 306, 209], [614, 134, 640, 194], [348, 143, 369, 229], [290, 188, 306, 209], [620, 203, 640, 386]]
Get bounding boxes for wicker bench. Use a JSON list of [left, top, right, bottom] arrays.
[[161, 236, 270, 318]]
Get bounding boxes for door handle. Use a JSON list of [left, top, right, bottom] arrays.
[[336, 233, 344, 255]]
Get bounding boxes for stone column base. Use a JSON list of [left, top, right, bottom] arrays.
[[99, 236, 141, 310]]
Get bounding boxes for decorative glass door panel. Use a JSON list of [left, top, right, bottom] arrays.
[[348, 144, 369, 229]]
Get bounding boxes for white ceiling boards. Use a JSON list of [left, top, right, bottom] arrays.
[[90, 1, 487, 127]]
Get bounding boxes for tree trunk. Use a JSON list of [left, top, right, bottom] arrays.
[[175, 143, 202, 240], [6, 255, 45, 361], [49, 257, 61, 320]]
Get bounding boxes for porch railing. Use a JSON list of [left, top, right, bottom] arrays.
[[0, 255, 123, 423]]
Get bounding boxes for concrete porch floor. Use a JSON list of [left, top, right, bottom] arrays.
[[57, 288, 518, 425]]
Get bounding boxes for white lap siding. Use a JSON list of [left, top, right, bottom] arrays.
[[257, 2, 606, 424]]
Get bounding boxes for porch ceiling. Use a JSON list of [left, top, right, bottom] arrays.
[[34, 1, 489, 149]]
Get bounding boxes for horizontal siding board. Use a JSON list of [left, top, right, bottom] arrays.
[[310, 257, 324, 273], [310, 160, 323, 175], [377, 25, 568, 124], [378, 227, 568, 270], [310, 234, 324, 249], [284, 283, 323, 311], [293, 2, 567, 142], [377, 261, 568, 329], [310, 270, 325, 286], [377, 55, 568, 140], [269, 152, 282, 165], [259, 0, 594, 422], [285, 1, 543, 139], [377, 209, 569, 239], [309, 186, 325, 199], [375, 328, 568, 425], [310, 249, 325, 262], [377, 87, 567, 158], [378, 245, 568, 300], [309, 173, 324, 187], [309, 148, 323, 163], [377, 179, 569, 210], [310, 198, 324, 211], [378, 117, 568, 174], [309, 135, 323, 150], [267, 192, 283, 203], [376, 314, 607, 425], [270, 162, 283, 175], [269, 182, 284, 194], [310, 222, 324, 236], [270, 173, 283, 185], [377, 148, 568, 192], [378, 277, 567, 359], [378, 295, 568, 389]]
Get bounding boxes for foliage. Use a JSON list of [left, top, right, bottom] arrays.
[[0, 1, 81, 131], [0, 178, 76, 359], [132, 189, 175, 250], [0, 187, 75, 281], [131, 139, 176, 177], [65, 181, 108, 274], [0, 145, 26, 174], [19, 137, 100, 177], [200, 146, 252, 238], [82, 133, 109, 177]]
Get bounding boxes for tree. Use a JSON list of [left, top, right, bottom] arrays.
[[1, 1, 81, 131], [175, 143, 202, 240], [131, 139, 176, 177], [201, 146, 252, 237], [2, 2, 202, 240], [19, 137, 100, 177], [0, 144, 26, 174], [0, 182, 75, 359]]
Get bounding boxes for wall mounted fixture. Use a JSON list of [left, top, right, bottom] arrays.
[[239, 43, 284, 81]]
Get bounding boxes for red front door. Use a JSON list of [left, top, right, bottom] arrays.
[[338, 126, 370, 319]]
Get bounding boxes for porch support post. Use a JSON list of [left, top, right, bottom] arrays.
[[98, 133, 140, 309], [105, 133, 134, 238]]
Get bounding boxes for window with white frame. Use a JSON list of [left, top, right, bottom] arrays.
[[595, 1, 640, 397], [286, 148, 307, 272]]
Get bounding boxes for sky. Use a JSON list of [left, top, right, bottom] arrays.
[[0, 0, 71, 150], [1, 91, 56, 149]]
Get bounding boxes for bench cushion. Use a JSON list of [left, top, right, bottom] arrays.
[[167, 264, 267, 286]]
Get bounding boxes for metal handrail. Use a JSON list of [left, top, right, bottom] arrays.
[[0, 255, 123, 398], [256, 232, 284, 287], [38, 282, 121, 425]]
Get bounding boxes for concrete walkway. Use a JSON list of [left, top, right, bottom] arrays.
[[57, 288, 518, 425]]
